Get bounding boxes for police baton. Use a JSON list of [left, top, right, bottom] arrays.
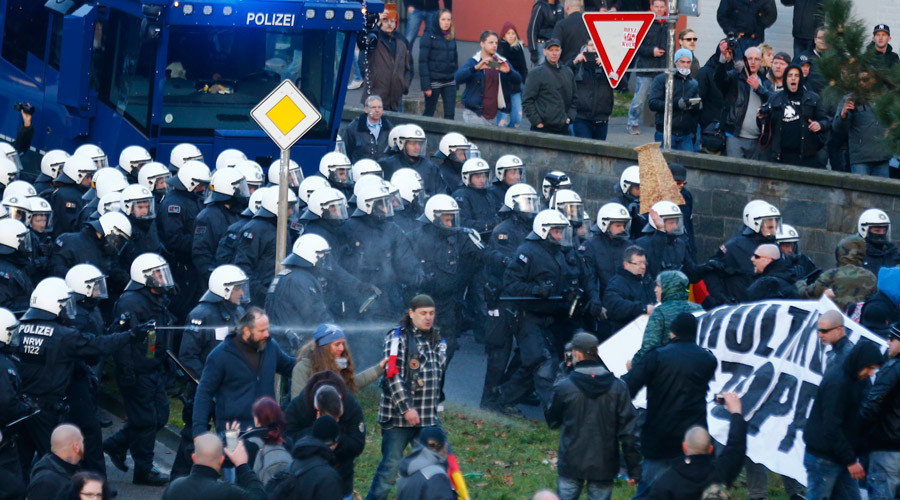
[[4, 409, 40, 429], [166, 350, 200, 385], [499, 296, 564, 301]]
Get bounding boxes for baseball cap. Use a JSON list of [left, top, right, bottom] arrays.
[[571, 332, 599, 353], [793, 54, 811, 65], [545, 38, 562, 49], [773, 52, 791, 64], [669, 163, 687, 182], [418, 426, 447, 450], [874, 24, 891, 36]]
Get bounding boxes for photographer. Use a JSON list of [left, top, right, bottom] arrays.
[[649, 49, 701, 151], [359, 10, 411, 113], [455, 30, 522, 127], [714, 43, 774, 159], [757, 63, 829, 168], [716, 0, 777, 54], [571, 40, 614, 140]]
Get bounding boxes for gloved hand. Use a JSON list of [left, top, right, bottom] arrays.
[[678, 98, 688, 110], [113, 312, 133, 333], [562, 288, 578, 302], [130, 320, 155, 343], [589, 300, 605, 320], [532, 282, 553, 298]]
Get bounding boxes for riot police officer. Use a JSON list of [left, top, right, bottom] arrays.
[[341, 181, 423, 320], [581, 203, 634, 295], [138, 162, 172, 205], [858, 209, 900, 274], [481, 184, 540, 410], [411, 195, 483, 361], [298, 176, 331, 212], [35, 149, 68, 198], [170, 264, 248, 480], [75, 168, 128, 230], [487, 155, 526, 212], [350, 158, 384, 184], [51, 155, 97, 237], [215, 148, 247, 172], [267, 158, 302, 189], [49, 212, 132, 288], [116, 145, 153, 185], [0, 219, 34, 312], [635, 201, 697, 280], [119, 184, 164, 265], [16, 278, 135, 478], [539, 170, 571, 209], [433, 132, 474, 192], [266, 234, 334, 333], [319, 152, 355, 199], [157, 160, 210, 321], [233, 159, 265, 196], [379, 125, 448, 196], [453, 158, 499, 237], [0, 158, 17, 200], [193, 167, 249, 283], [233, 186, 293, 306], [168, 143, 204, 173], [73, 144, 110, 170], [103, 253, 176, 486], [0, 307, 30, 498], [497, 210, 593, 410], [609, 165, 646, 240], [215, 186, 266, 267], [390, 168, 427, 234], [776, 224, 819, 282]]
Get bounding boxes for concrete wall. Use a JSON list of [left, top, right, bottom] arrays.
[[341, 107, 900, 269]]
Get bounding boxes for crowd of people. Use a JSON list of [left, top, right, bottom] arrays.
[[355, 0, 899, 178]]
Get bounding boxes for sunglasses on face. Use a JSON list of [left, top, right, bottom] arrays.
[[682, 37, 698, 42]]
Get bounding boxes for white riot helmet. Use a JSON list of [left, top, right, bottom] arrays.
[[74, 144, 109, 170], [495, 155, 526, 184], [26, 196, 53, 232], [594, 203, 632, 238], [390, 168, 426, 206], [420, 194, 459, 230], [25, 277, 75, 320], [858, 209, 892, 243], [351, 175, 389, 203], [169, 143, 204, 171], [204, 264, 250, 303], [93, 168, 129, 199], [0, 142, 22, 171], [350, 159, 383, 182], [121, 184, 156, 219], [40, 150, 69, 182], [2, 195, 31, 224], [397, 124, 427, 158], [303, 187, 349, 222], [437, 132, 473, 162], [127, 253, 175, 291], [386, 124, 410, 153], [2, 180, 36, 203], [0, 204, 6, 219], [268, 158, 301, 188], [65, 264, 108, 301], [647, 201, 684, 235], [0, 307, 17, 346], [298, 176, 331, 203], [284, 233, 331, 268], [461, 158, 491, 189], [541, 171, 571, 200], [257, 184, 298, 218], [98, 192, 124, 216], [242, 186, 269, 217], [619, 165, 640, 198], [318, 152, 353, 187], [59, 155, 97, 185], [353, 181, 394, 219], [206, 167, 249, 204], [233, 160, 264, 189], [88, 212, 132, 255], [173, 160, 211, 192], [138, 162, 171, 195], [502, 183, 539, 214], [529, 209, 574, 247], [550, 189, 583, 223], [384, 180, 404, 211], [118, 145, 152, 175], [215, 149, 247, 172], [742, 200, 781, 234], [0, 158, 18, 187], [0, 219, 31, 255], [776, 223, 801, 254]]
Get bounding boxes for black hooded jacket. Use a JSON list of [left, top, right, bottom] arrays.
[[759, 65, 830, 161], [746, 257, 801, 301], [26, 453, 80, 500], [861, 355, 900, 452], [546, 360, 642, 481], [267, 437, 342, 500], [418, 15, 458, 88]]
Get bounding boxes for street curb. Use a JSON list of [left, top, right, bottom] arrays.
[[99, 390, 183, 452]]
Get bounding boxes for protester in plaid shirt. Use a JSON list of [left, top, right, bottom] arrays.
[[367, 294, 448, 500]]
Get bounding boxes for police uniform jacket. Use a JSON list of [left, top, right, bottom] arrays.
[[303, 219, 367, 312], [0, 257, 33, 312], [635, 229, 698, 281], [484, 214, 532, 300], [194, 203, 241, 279], [411, 223, 482, 302], [265, 265, 333, 332], [233, 216, 279, 307], [0, 351, 31, 426], [704, 230, 775, 306], [215, 215, 251, 267], [503, 239, 591, 317], [436, 157, 462, 194], [158, 189, 204, 265], [49, 226, 117, 285], [112, 287, 175, 376], [50, 184, 88, 237], [379, 155, 448, 197], [452, 186, 499, 236], [580, 232, 633, 294], [179, 299, 243, 380]]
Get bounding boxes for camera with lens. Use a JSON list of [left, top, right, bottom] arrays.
[[14, 102, 34, 115], [360, 10, 381, 50], [725, 32, 739, 54], [757, 102, 779, 119]]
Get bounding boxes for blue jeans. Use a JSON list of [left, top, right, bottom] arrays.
[[627, 76, 654, 127], [558, 476, 613, 500], [573, 118, 609, 140], [804, 452, 861, 500], [496, 92, 523, 128], [633, 457, 677, 500], [405, 9, 433, 51], [654, 130, 696, 152], [867, 451, 900, 500], [351, 47, 362, 81], [851, 161, 890, 177], [366, 426, 424, 500]]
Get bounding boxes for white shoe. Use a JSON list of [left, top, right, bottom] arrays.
[[347, 79, 363, 90]]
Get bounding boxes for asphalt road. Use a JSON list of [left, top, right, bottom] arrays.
[[100, 407, 176, 500]]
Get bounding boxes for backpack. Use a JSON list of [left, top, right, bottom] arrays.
[[265, 457, 335, 500], [251, 440, 292, 486]]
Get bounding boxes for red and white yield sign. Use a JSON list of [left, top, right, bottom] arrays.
[[583, 12, 657, 88]]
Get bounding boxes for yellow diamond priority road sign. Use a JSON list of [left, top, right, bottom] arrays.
[[251, 79, 322, 150]]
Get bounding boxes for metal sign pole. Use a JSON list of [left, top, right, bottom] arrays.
[[663, 0, 679, 150], [275, 148, 290, 275]]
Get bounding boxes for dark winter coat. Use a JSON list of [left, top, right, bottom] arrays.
[[380, 154, 448, 197], [158, 188, 204, 265], [49, 225, 117, 281], [604, 268, 656, 333], [635, 230, 697, 282], [696, 52, 727, 128], [522, 62, 577, 129], [342, 114, 395, 164], [452, 186, 500, 236], [714, 60, 774, 136], [0, 352, 30, 427], [503, 239, 596, 317], [862, 241, 900, 276], [233, 216, 279, 306], [50, 184, 88, 238], [113, 287, 175, 375], [781, 0, 822, 40], [411, 223, 482, 302], [761, 88, 830, 160], [194, 203, 241, 279], [624, 338, 717, 460], [0, 257, 32, 312], [647, 414, 748, 500], [26, 453, 79, 500], [746, 258, 801, 301], [649, 72, 700, 136], [861, 291, 900, 337], [270, 437, 343, 500], [216, 215, 251, 267], [833, 95, 893, 165], [361, 29, 411, 112], [419, 17, 458, 88], [546, 360, 642, 481], [484, 214, 533, 298], [579, 231, 633, 294], [455, 53, 522, 116], [703, 230, 776, 306], [804, 341, 885, 466], [861, 356, 900, 451], [716, 0, 778, 43], [870, 43, 900, 69], [527, 0, 563, 55], [551, 12, 590, 65], [396, 446, 457, 500], [636, 20, 668, 72], [572, 58, 614, 122], [266, 265, 333, 333], [498, 40, 528, 95], [162, 464, 265, 500]]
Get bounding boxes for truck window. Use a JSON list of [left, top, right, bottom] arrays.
[[2, 0, 50, 72]]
